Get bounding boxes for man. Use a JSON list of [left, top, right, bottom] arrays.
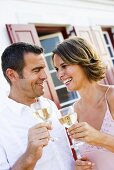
[[0, 42, 75, 170]]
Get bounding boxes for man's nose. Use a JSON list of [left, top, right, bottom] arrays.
[[40, 69, 47, 80]]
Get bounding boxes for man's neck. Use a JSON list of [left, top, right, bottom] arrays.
[[9, 91, 36, 106]]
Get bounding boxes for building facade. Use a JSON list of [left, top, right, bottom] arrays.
[[0, 0, 114, 108]]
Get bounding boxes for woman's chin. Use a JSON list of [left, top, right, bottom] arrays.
[[66, 86, 74, 92]]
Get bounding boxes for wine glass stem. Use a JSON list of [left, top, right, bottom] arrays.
[[72, 139, 82, 159]]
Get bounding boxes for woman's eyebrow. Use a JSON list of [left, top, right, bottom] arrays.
[[60, 62, 65, 66]]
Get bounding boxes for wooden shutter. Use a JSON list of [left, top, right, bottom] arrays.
[[6, 24, 41, 45], [91, 26, 114, 85], [6, 24, 60, 107], [74, 26, 95, 45], [74, 26, 114, 85]]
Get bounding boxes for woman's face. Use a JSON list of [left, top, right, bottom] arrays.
[[53, 54, 88, 91]]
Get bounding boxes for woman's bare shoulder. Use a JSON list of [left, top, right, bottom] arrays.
[[107, 85, 114, 100], [106, 86, 114, 119]]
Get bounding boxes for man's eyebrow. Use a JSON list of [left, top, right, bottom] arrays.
[[54, 66, 58, 70], [31, 66, 44, 71]]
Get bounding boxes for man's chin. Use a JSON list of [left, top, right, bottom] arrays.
[[38, 91, 44, 97]]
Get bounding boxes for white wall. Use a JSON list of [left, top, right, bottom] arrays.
[[0, 0, 114, 96]]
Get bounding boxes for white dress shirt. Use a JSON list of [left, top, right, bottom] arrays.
[[0, 96, 75, 170]]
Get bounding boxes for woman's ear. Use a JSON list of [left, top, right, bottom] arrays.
[[5, 68, 19, 83]]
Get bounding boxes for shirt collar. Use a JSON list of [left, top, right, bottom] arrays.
[[4, 96, 46, 115], [4, 96, 29, 116]]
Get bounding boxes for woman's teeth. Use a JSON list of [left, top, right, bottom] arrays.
[[63, 78, 72, 84]]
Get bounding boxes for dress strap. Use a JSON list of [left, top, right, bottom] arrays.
[[104, 86, 110, 101]]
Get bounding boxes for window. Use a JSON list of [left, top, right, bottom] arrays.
[[40, 32, 79, 108], [103, 31, 114, 64]]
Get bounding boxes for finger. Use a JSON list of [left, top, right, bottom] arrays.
[[31, 122, 53, 130], [76, 163, 93, 170], [76, 165, 93, 170], [29, 124, 52, 137], [68, 123, 79, 132], [34, 126, 49, 134], [76, 159, 95, 170], [76, 160, 92, 166], [39, 138, 50, 147], [70, 131, 87, 140], [68, 122, 88, 132], [68, 125, 83, 136], [29, 126, 50, 138], [81, 156, 89, 161], [69, 127, 85, 137], [30, 131, 50, 142], [31, 138, 49, 147]]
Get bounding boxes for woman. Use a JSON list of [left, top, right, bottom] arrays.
[[52, 36, 114, 170]]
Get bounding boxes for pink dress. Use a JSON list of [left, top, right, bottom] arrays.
[[78, 90, 114, 170]]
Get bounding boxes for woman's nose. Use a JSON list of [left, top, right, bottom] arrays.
[[57, 70, 65, 81]]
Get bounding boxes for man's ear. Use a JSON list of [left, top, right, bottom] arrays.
[[5, 68, 19, 83]]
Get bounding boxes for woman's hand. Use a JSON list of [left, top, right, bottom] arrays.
[[68, 122, 101, 145], [75, 156, 95, 170]]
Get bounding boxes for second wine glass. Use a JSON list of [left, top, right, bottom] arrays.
[[58, 105, 83, 159]]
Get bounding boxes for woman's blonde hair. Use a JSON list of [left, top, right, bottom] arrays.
[[52, 36, 106, 82]]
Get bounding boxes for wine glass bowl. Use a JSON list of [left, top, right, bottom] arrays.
[[31, 100, 51, 122], [33, 107, 51, 122], [58, 106, 77, 128]]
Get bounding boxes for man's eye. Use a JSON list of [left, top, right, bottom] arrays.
[[55, 68, 58, 72], [34, 69, 40, 73]]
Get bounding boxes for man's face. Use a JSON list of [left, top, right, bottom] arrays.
[[16, 52, 47, 99]]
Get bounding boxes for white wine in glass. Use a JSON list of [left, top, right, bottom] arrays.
[[59, 106, 82, 159], [34, 108, 51, 122], [59, 106, 77, 127], [59, 112, 76, 128], [31, 99, 56, 142]]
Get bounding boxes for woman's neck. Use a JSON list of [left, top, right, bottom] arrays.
[[78, 82, 105, 105]]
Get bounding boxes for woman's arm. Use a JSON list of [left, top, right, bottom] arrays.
[[68, 121, 114, 153], [69, 86, 114, 153]]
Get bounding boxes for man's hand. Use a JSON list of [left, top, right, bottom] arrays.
[[12, 122, 52, 170], [26, 122, 52, 161]]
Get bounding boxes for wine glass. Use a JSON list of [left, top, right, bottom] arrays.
[[58, 105, 83, 159], [30, 98, 55, 142]]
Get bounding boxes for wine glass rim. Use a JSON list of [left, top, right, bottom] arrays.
[[59, 105, 73, 111]]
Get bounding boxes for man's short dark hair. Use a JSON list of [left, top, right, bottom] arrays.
[[1, 42, 43, 85]]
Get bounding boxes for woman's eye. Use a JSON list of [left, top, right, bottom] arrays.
[[62, 65, 68, 68], [54, 64, 68, 72]]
